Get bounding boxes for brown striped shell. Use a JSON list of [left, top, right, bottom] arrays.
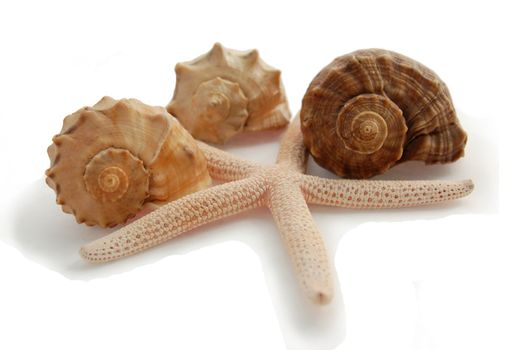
[[167, 43, 291, 144], [45, 97, 212, 227], [300, 49, 467, 179]]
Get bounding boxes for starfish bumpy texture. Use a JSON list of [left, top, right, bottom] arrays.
[[80, 118, 474, 304]]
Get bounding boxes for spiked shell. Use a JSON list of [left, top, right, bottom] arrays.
[[301, 49, 468, 179], [167, 43, 291, 144], [46, 97, 212, 227]]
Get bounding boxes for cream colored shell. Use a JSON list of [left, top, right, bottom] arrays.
[[46, 97, 212, 227], [301, 49, 468, 179], [167, 43, 291, 144]]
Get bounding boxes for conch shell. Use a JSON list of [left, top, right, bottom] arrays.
[[301, 49, 468, 179], [46, 97, 211, 227], [167, 43, 291, 144]]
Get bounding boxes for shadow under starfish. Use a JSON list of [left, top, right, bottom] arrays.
[[80, 118, 474, 305]]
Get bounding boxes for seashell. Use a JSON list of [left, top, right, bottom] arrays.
[[45, 96, 212, 227], [167, 43, 291, 144], [300, 49, 468, 179]]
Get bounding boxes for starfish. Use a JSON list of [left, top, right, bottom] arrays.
[[80, 118, 474, 304]]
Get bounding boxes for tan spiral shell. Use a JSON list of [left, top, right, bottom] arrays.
[[301, 49, 468, 179], [45, 97, 212, 227], [167, 43, 291, 144]]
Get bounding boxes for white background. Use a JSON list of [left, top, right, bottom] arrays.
[[0, 1, 522, 349]]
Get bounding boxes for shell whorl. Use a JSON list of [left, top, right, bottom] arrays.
[[46, 97, 211, 227], [167, 43, 291, 144], [301, 49, 467, 179], [84, 148, 149, 204], [190, 76, 249, 143]]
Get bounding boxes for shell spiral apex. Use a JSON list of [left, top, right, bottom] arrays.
[[300, 48, 468, 179], [167, 42, 292, 144], [46, 97, 211, 227]]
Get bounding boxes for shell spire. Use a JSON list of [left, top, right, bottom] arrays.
[[46, 97, 211, 227], [167, 43, 291, 144]]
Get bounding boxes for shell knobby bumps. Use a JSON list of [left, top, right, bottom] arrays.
[[167, 43, 292, 144], [301, 49, 468, 179], [46, 97, 211, 227]]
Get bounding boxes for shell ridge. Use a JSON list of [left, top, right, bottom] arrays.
[[148, 113, 174, 166], [375, 52, 441, 120], [168, 43, 291, 143], [47, 98, 212, 227], [300, 48, 467, 178]]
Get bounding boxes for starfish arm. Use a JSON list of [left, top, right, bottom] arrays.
[[268, 180, 333, 304], [276, 116, 308, 174], [197, 141, 260, 182], [300, 175, 474, 208], [80, 177, 266, 262]]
